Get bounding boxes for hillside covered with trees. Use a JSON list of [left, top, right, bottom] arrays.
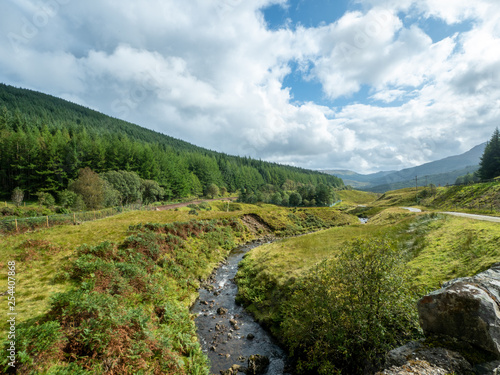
[[0, 84, 343, 209]]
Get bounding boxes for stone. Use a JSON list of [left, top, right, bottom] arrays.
[[217, 307, 228, 315], [417, 263, 500, 357], [474, 360, 500, 375], [376, 359, 449, 375], [231, 364, 241, 372], [246, 354, 270, 375], [382, 340, 473, 374]]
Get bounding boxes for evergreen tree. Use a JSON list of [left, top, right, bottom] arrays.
[[478, 128, 500, 180]]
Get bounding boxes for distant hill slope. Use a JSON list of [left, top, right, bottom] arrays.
[[367, 165, 480, 193], [0, 84, 342, 198], [323, 143, 486, 192], [321, 170, 395, 189], [0, 83, 215, 153]]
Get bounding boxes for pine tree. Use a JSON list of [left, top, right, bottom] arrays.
[[478, 128, 500, 180]]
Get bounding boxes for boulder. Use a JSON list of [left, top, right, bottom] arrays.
[[382, 340, 472, 374], [217, 307, 228, 315], [417, 264, 500, 357], [246, 355, 270, 375]]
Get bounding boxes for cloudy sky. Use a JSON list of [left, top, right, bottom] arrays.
[[1, 0, 499, 173]]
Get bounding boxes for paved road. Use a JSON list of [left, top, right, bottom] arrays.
[[400, 207, 500, 223], [439, 212, 500, 223], [400, 207, 422, 213]]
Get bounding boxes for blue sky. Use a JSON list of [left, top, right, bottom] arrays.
[[0, 0, 498, 173]]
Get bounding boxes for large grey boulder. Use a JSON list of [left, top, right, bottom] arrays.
[[417, 264, 500, 357]]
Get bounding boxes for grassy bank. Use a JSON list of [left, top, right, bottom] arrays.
[[0, 202, 357, 374], [236, 209, 500, 373], [425, 181, 500, 214]]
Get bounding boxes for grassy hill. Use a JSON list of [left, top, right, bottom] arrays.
[[0, 83, 343, 200], [0, 202, 357, 374], [236, 205, 500, 373]]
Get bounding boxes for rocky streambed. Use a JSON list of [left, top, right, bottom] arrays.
[[191, 240, 291, 375]]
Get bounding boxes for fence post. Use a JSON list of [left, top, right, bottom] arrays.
[[15, 218, 18, 232], [73, 212, 76, 224], [46, 216, 49, 228], [94, 211, 96, 220]]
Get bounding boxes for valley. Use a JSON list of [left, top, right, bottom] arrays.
[[0, 84, 499, 374], [1, 181, 499, 374]]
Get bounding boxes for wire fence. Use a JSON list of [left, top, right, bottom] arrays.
[[0, 203, 158, 235]]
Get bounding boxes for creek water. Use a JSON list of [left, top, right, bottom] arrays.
[[191, 241, 291, 375]]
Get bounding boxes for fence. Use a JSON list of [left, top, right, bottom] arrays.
[[0, 203, 157, 235]]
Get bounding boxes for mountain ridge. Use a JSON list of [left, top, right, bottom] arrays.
[[323, 142, 486, 192]]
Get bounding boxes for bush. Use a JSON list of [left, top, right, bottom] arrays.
[[58, 190, 78, 209], [0, 207, 15, 216], [71, 195, 86, 212], [282, 238, 420, 374], [11, 187, 24, 207], [37, 191, 56, 208]]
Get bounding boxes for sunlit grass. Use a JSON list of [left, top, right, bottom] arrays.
[[407, 216, 500, 289], [337, 189, 379, 205], [0, 202, 358, 334]]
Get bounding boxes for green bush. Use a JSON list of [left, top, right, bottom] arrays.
[[281, 238, 420, 374], [0, 206, 15, 216], [37, 191, 56, 208]]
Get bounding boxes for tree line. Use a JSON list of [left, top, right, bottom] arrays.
[[0, 84, 343, 207], [455, 128, 500, 184]]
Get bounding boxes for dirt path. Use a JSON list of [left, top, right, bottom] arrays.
[[156, 197, 236, 211]]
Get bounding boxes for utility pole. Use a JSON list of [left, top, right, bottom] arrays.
[[415, 176, 418, 204]]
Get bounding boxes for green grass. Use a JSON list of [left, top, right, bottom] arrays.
[[0, 202, 357, 341], [407, 215, 500, 289], [337, 189, 379, 205], [1, 218, 251, 374], [373, 187, 422, 207], [0, 202, 358, 374], [425, 182, 500, 214]]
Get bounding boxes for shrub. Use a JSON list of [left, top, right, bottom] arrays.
[[11, 187, 24, 207], [37, 191, 56, 208], [0, 207, 15, 216], [282, 238, 420, 374], [58, 190, 78, 209]]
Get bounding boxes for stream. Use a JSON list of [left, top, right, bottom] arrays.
[[192, 241, 291, 375]]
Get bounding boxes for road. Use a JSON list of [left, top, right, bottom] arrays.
[[439, 212, 500, 223], [400, 207, 500, 223]]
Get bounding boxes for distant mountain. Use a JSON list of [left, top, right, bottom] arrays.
[[367, 165, 480, 193], [323, 143, 486, 192], [321, 170, 395, 189]]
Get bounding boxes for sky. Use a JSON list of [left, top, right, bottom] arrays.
[[0, 0, 499, 173]]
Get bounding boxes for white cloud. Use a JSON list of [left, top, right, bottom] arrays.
[[0, 0, 499, 174]]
